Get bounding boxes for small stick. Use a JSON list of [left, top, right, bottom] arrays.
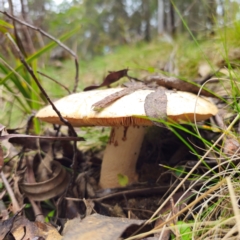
[[1, 171, 20, 213], [37, 71, 71, 94], [17, 114, 34, 171], [226, 177, 240, 237]]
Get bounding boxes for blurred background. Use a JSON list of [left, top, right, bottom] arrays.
[[0, 0, 236, 60], [0, 0, 240, 128]]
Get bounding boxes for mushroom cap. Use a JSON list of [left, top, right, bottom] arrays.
[[36, 88, 218, 127]]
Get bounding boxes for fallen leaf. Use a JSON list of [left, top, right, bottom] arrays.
[[0, 214, 61, 240], [62, 214, 145, 240], [84, 69, 128, 91], [144, 88, 167, 127]]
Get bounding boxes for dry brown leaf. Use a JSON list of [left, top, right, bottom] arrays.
[[144, 88, 167, 127], [0, 215, 61, 240], [84, 69, 128, 91], [224, 137, 240, 155], [62, 214, 145, 240]]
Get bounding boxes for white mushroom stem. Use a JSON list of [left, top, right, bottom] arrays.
[[99, 126, 146, 189]]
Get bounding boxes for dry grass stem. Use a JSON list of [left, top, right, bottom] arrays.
[[125, 179, 226, 240], [155, 114, 238, 218], [226, 177, 240, 237]]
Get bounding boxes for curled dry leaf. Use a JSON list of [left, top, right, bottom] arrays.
[[20, 161, 70, 201]]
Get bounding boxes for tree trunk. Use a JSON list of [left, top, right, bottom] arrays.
[[142, 0, 151, 42], [207, 0, 216, 30], [169, 1, 175, 36], [158, 0, 164, 34]]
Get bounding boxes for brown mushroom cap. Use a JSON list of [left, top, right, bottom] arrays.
[[36, 88, 218, 126]]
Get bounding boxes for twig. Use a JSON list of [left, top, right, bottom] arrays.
[[29, 198, 45, 222], [1, 171, 20, 213], [222, 224, 238, 240], [37, 71, 71, 94], [0, 10, 79, 93], [66, 183, 202, 202], [17, 114, 34, 171], [226, 177, 240, 237]]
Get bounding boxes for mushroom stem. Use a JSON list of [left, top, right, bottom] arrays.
[[99, 126, 146, 189]]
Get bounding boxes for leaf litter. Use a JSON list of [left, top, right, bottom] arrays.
[[2, 66, 240, 239]]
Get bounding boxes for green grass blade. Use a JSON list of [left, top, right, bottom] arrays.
[[0, 25, 81, 85]]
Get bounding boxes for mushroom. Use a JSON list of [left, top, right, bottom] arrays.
[[36, 88, 218, 188]]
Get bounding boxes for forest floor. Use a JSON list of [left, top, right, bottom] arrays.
[[1, 25, 240, 239]]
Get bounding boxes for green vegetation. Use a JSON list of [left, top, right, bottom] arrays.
[[1, 0, 240, 239], [40, 21, 240, 94]]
